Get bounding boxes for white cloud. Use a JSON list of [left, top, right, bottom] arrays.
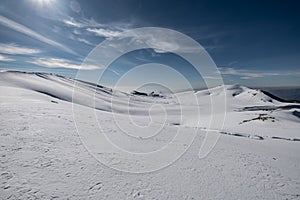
[[63, 19, 82, 28], [87, 28, 122, 38], [202, 75, 222, 80], [69, 34, 94, 46], [142, 35, 201, 54], [0, 15, 76, 55], [219, 67, 300, 79], [77, 38, 94, 46], [63, 16, 133, 41], [30, 57, 101, 70], [99, 28, 204, 53], [62, 17, 105, 29], [0, 54, 14, 62], [0, 43, 41, 55], [220, 67, 266, 79]]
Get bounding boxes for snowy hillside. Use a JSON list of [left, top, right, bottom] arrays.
[[1, 71, 300, 199]]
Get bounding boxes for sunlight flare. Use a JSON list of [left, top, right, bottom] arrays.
[[32, 0, 55, 7]]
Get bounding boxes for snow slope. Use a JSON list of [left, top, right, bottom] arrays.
[[0, 71, 300, 199]]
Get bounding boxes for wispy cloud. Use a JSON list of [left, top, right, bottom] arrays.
[[0, 54, 14, 62], [62, 17, 104, 28], [69, 34, 94, 46], [220, 67, 268, 79], [77, 38, 94, 46], [29, 57, 101, 70], [219, 67, 300, 79], [202, 75, 222, 80], [105, 29, 204, 53], [62, 15, 132, 37], [63, 19, 82, 28], [0, 15, 76, 55], [86, 28, 122, 38], [0, 43, 41, 55]]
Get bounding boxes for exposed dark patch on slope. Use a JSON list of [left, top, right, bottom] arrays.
[[242, 105, 300, 111], [260, 90, 300, 103], [292, 111, 300, 119], [131, 90, 148, 96], [220, 131, 300, 142], [239, 114, 276, 124], [220, 131, 264, 140], [271, 136, 300, 142]]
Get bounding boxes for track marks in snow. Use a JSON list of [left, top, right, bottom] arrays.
[[220, 131, 300, 142], [89, 182, 103, 192]]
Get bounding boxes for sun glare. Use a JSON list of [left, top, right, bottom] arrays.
[[33, 0, 55, 7]]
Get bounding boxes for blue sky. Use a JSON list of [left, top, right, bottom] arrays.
[[0, 0, 299, 90]]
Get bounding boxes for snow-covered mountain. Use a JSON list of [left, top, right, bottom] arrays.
[[1, 71, 299, 199], [1, 71, 298, 139]]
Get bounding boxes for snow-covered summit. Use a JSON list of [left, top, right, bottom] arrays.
[[0, 71, 295, 112]]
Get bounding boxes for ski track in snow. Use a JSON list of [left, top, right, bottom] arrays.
[[0, 71, 300, 199]]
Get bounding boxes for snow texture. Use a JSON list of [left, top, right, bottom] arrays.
[[0, 71, 299, 199]]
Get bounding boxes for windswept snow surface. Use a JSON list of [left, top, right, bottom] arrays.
[[0, 71, 300, 199]]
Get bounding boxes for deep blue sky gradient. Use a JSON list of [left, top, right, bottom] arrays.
[[0, 0, 299, 89]]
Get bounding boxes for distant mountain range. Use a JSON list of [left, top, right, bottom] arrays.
[[257, 87, 300, 103]]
